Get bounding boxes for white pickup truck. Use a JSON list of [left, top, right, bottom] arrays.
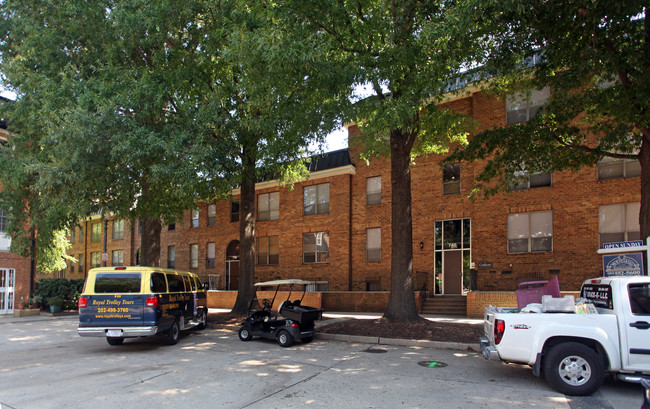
[[480, 276, 650, 395]]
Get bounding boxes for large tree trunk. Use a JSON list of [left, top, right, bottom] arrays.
[[383, 128, 420, 322], [231, 138, 258, 315], [140, 219, 161, 267]]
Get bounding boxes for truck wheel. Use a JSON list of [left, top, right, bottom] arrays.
[[106, 337, 124, 346], [543, 342, 604, 396], [165, 318, 180, 345], [277, 330, 294, 347], [197, 309, 207, 330], [238, 326, 253, 341]]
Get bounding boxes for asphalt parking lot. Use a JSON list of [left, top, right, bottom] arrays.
[[0, 315, 644, 409]]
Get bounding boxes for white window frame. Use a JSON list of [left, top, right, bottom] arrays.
[[168, 245, 176, 269], [207, 204, 217, 226], [303, 232, 330, 264], [303, 183, 330, 216], [206, 242, 216, 268], [90, 252, 102, 268], [507, 211, 553, 254], [366, 228, 381, 262], [258, 192, 279, 221], [597, 156, 641, 180], [191, 209, 200, 228], [111, 250, 124, 267], [506, 87, 550, 125], [190, 244, 199, 269], [598, 203, 641, 248], [112, 219, 124, 240], [90, 222, 102, 242], [366, 176, 381, 205]]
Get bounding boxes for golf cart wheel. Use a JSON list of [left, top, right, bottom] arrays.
[[238, 326, 253, 341], [106, 337, 124, 346], [301, 336, 314, 344], [543, 342, 604, 396], [277, 330, 294, 347], [165, 318, 180, 345]]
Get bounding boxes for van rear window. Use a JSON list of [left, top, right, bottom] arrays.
[[94, 273, 142, 293]]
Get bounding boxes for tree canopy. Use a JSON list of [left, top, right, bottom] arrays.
[[0, 0, 347, 297], [450, 1, 650, 239], [281, 0, 479, 321]]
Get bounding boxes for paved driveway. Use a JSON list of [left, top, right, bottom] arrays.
[[0, 316, 643, 409]]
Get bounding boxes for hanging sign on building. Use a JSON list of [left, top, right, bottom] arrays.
[[603, 240, 644, 250], [603, 253, 644, 277]]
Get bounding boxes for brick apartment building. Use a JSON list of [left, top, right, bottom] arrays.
[[1, 95, 33, 315], [56, 87, 641, 315]]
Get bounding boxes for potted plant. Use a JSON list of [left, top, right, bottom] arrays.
[[47, 296, 64, 314]]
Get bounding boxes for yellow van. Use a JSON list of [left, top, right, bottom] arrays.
[[77, 266, 207, 346]]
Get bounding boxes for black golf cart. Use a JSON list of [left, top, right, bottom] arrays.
[[238, 279, 324, 347]]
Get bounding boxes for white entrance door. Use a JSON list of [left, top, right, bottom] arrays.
[[0, 269, 15, 314], [622, 282, 650, 370]]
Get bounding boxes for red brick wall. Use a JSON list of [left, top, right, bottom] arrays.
[[62, 89, 642, 306], [0, 252, 31, 309]]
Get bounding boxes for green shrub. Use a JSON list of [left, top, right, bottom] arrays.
[[35, 278, 85, 309]]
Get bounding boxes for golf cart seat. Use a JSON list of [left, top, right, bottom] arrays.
[[250, 310, 272, 323]]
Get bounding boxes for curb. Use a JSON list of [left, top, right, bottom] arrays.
[[207, 322, 480, 352], [314, 332, 480, 352]]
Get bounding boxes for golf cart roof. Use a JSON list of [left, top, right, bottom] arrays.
[[254, 279, 313, 287]]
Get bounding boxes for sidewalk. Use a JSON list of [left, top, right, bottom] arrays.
[[0, 311, 78, 324]]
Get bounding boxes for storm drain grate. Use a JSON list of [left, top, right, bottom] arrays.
[[363, 347, 388, 353], [417, 361, 448, 368]]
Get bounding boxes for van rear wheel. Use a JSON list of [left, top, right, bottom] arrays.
[[165, 318, 180, 345], [106, 337, 124, 346], [197, 309, 207, 330]]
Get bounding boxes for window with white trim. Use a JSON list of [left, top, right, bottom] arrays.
[[190, 244, 199, 269], [91, 252, 102, 268], [112, 250, 123, 267], [506, 87, 550, 125], [599, 203, 640, 248], [304, 183, 329, 216], [0, 210, 6, 233], [256, 236, 279, 265], [366, 228, 381, 261], [191, 209, 199, 228], [167, 246, 175, 269], [366, 176, 381, 205], [206, 242, 215, 268], [112, 219, 124, 240], [207, 204, 217, 226], [91, 222, 101, 242], [303, 232, 329, 263], [511, 171, 552, 191], [507, 211, 553, 253], [598, 157, 641, 180], [258, 192, 279, 221]]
